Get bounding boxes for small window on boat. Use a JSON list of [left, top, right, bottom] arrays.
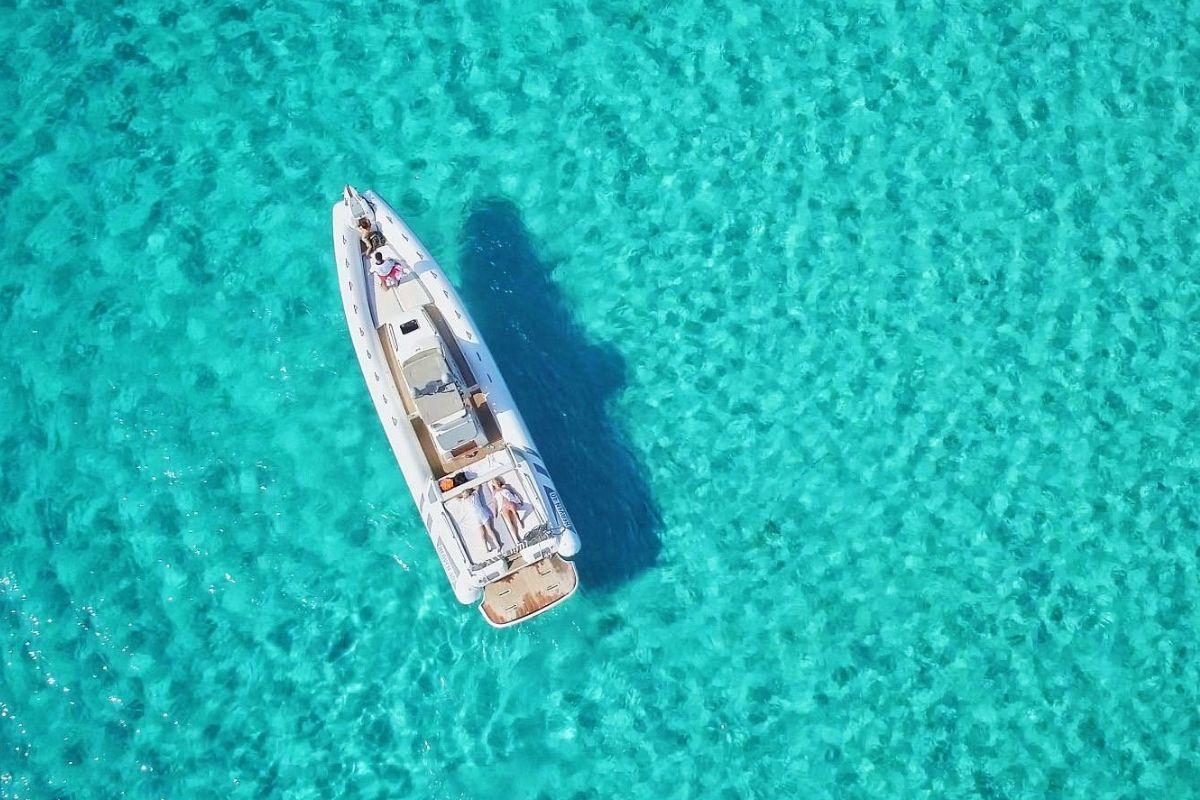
[[399, 319, 420, 335]]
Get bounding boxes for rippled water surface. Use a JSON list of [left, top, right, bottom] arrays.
[[2, 1, 1199, 797]]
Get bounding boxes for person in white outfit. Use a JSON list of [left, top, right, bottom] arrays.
[[371, 251, 404, 289], [461, 487, 501, 552]]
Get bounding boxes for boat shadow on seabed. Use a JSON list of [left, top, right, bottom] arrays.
[[457, 199, 662, 594]]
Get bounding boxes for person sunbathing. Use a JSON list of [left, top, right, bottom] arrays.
[[462, 487, 501, 552], [489, 478, 524, 541]]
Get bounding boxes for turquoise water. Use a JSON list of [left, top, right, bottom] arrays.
[[2, 0, 1199, 796]]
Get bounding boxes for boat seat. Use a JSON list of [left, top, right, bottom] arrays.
[[403, 350, 452, 396]]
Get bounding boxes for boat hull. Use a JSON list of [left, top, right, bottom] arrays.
[[332, 190, 580, 624]]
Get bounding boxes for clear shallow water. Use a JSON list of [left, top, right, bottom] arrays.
[[2, 0, 1199, 797]]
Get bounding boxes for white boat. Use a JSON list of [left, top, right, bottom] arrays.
[[331, 186, 581, 627]]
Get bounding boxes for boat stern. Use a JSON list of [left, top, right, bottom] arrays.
[[479, 555, 579, 627]]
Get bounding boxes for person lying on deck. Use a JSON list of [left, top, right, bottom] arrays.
[[489, 478, 524, 541], [462, 487, 502, 553]]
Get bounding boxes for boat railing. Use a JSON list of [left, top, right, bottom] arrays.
[[468, 523, 553, 575]]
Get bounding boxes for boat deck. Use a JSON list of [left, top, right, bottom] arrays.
[[438, 448, 551, 566], [378, 329, 504, 478], [480, 555, 578, 627]]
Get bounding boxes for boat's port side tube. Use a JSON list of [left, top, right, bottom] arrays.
[[332, 205, 481, 605]]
